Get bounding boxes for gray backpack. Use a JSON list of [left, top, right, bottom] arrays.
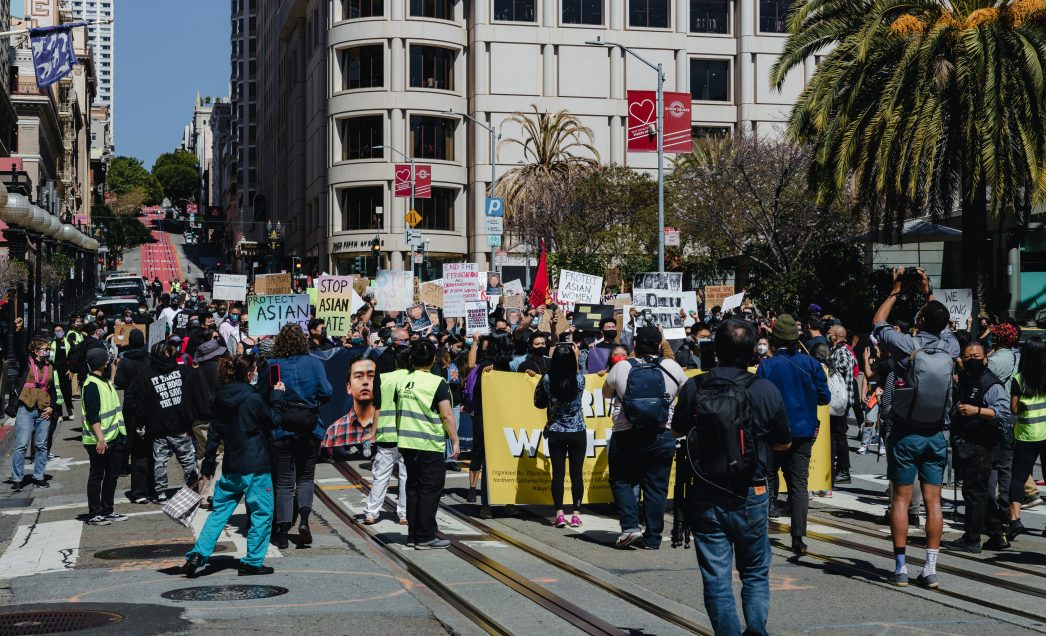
[[888, 337, 953, 429]]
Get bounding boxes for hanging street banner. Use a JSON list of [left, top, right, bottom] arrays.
[[394, 164, 432, 198], [248, 294, 311, 336], [626, 90, 694, 154], [30, 22, 86, 88]]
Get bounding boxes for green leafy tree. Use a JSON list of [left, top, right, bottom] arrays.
[[771, 0, 1046, 303], [107, 156, 163, 203], [91, 203, 151, 254], [152, 150, 200, 204]]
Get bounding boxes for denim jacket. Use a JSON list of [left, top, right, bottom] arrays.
[[261, 354, 333, 440]]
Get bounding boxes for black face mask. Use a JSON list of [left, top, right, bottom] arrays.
[[603, 330, 617, 341], [964, 359, 986, 376], [531, 346, 548, 358]]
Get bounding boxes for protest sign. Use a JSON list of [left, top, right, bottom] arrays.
[[147, 319, 166, 350], [113, 323, 146, 348], [353, 277, 370, 298], [557, 269, 602, 306], [630, 290, 698, 339], [316, 275, 365, 336], [502, 295, 525, 310], [721, 291, 745, 313], [937, 288, 973, 326], [407, 304, 433, 334], [374, 270, 413, 311], [306, 287, 317, 308], [633, 272, 682, 292], [418, 279, 444, 307], [572, 304, 615, 331], [537, 305, 570, 335], [255, 273, 292, 295], [703, 285, 734, 310], [212, 274, 248, 302], [444, 263, 482, 317], [248, 294, 311, 336], [465, 300, 490, 335], [503, 279, 525, 296], [485, 271, 503, 296]]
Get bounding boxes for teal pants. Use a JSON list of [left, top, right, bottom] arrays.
[[187, 472, 274, 567]]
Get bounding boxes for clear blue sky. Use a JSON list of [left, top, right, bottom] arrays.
[[114, 0, 230, 169]]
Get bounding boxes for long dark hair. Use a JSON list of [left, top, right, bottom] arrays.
[[218, 355, 257, 385], [488, 332, 515, 371], [549, 344, 580, 402], [1019, 337, 1046, 398]]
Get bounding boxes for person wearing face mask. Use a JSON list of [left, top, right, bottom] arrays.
[[674, 322, 712, 370], [756, 337, 772, 362], [376, 327, 410, 374], [517, 333, 550, 375], [51, 323, 75, 422], [584, 319, 619, 374], [307, 318, 334, 352], [220, 306, 243, 351], [941, 341, 1012, 553], [9, 339, 60, 491], [113, 329, 154, 503]]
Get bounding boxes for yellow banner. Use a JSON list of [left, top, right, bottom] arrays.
[[480, 369, 831, 506]]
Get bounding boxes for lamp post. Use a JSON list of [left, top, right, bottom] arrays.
[[266, 220, 283, 273], [586, 37, 665, 273], [445, 109, 501, 272], [374, 144, 415, 276]]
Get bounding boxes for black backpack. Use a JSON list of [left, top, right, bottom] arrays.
[[685, 372, 757, 478], [622, 358, 679, 429]]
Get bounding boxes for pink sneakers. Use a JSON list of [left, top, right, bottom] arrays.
[[554, 514, 567, 528], [570, 515, 582, 528]]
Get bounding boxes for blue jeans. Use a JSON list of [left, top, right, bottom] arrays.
[[608, 428, 675, 547], [12, 405, 50, 483], [188, 472, 274, 567], [689, 486, 771, 636]]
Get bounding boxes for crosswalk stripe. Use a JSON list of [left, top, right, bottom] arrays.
[[0, 519, 82, 578]]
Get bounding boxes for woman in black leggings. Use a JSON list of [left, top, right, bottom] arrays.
[[534, 342, 588, 528]]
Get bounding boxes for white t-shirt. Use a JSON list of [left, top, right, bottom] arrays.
[[605, 356, 687, 432], [159, 307, 178, 333]]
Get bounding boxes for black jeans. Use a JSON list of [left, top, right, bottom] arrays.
[[86, 441, 125, 517], [770, 437, 814, 538], [991, 430, 1015, 505], [1009, 439, 1046, 505], [58, 373, 73, 418], [401, 448, 446, 544], [273, 434, 319, 524], [547, 430, 586, 511], [128, 426, 154, 501], [830, 415, 851, 474], [955, 443, 1002, 540]]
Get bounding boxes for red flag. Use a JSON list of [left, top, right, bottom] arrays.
[[529, 241, 550, 308]]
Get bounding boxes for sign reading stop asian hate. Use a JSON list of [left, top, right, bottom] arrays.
[[248, 294, 311, 336], [316, 275, 360, 336]]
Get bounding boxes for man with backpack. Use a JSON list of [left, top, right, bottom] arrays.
[[872, 267, 960, 589], [671, 319, 792, 636], [602, 325, 686, 549]]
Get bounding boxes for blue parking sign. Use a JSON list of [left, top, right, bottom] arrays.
[[484, 197, 505, 217]]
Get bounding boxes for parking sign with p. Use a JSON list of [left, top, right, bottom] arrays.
[[484, 197, 505, 218]]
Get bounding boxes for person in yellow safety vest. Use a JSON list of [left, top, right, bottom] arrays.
[[50, 323, 75, 422], [395, 340, 459, 550], [81, 348, 127, 526], [364, 347, 411, 525], [66, 315, 85, 400]]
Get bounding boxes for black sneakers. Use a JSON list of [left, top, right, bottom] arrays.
[[982, 534, 1011, 551], [182, 553, 205, 578], [941, 537, 981, 553], [238, 562, 274, 576]]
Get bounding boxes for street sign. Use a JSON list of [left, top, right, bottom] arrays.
[[405, 209, 422, 227], [414, 252, 423, 264], [487, 233, 502, 248], [665, 227, 680, 247], [484, 197, 505, 217], [407, 229, 423, 247], [486, 217, 503, 234], [495, 249, 507, 265]]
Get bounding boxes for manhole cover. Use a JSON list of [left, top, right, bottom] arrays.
[[0, 609, 123, 635], [161, 585, 289, 602], [94, 543, 228, 560]]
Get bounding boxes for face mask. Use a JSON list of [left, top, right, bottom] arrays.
[[610, 355, 628, 366], [756, 344, 769, 356], [351, 337, 364, 346], [531, 346, 548, 358], [139, 308, 148, 314], [37, 350, 50, 361], [603, 330, 617, 341], [320, 329, 328, 339], [230, 315, 240, 323], [465, 338, 474, 347], [964, 358, 985, 375], [54, 331, 64, 340], [249, 372, 259, 386]]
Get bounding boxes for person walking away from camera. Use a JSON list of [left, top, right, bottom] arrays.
[[672, 319, 792, 636], [151, 277, 163, 307], [395, 341, 459, 549], [1005, 337, 1046, 540], [190, 338, 228, 505], [10, 339, 60, 491], [81, 348, 127, 525], [984, 322, 1023, 509], [827, 325, 858, 485], [259, 324, 332, 549], [873, 267, 959, 588], [182, 356, 283, 577], [114, 329, 153, 503], [359, 350, 409, 525], [756, 315, 829, 555], [941, 341, 1012, 553], [602, 325, 686, 549], [535, 342, 588, 528]]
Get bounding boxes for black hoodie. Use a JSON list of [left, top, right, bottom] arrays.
[[131, 353, 201, 438], [202, 382, 282, 477], [114, 347, 150, 426]]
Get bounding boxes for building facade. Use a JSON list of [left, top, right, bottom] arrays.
[[0, 0, 17, 156], [182, 92, 221, 207], [226, 0, 259, 266], [67, 0, 114, 141]]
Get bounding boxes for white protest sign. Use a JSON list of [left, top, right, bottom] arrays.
[[557, 269, 602, 306], [375, 270, 414, 311], [212, 274, 248, 302], [147, 319, 166, 350], [465, 300, 490, 335], [937, 288, 973, 326], [630, 290, 698, 340], [444, 263, 483, 317], [721, 291, 745, 313], [503, 279, 525, 296]]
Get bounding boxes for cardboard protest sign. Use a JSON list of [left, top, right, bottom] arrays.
[[316, 275, 365, 336], [703, 285, 734, 310], [444, 263, 483, 317], [407, 304, 434, 334], [375, 270, 413, 311], [419, 279, 444, 307], [212, 274, 248, 302], [248, 294, 311, 336], [255, 273, 293, 295], [502, 295, 525, 310], [503, 279, 525, 296], [633, 272, 682, 292], [572, 304, 615, 331], [353, 277, 370, 298], [465, 300, 490, 335], [538, 305, 570, 335], [721, 291, 745, 313], [113, 322, 147, 348], [557, 269, 602, 306], [937, 288, 973, 326]]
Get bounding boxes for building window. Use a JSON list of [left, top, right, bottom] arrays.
[[340, 186, 383, 230], [494, 0, 536, 21], [410, 0, 453, 20], [628, 0, 669, 28], [691, 126, 731, 138], [415, 187, 455, 230], [340, 115, 383, 161], [341, 45, 383, 90], [690, 0, 727, 32], [409, 45, 455, 90], [562, 0, 602, 24], [690, 59, 730, 101], [410, 115, 456, 160], [759, 0, 790, 32], [343, 0, 382, 19]]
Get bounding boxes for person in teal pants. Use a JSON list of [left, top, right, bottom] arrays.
[[183, 355, 284, 577]]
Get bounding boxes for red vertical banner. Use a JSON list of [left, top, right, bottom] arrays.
[[393, 164, 432, 198], [394, 164, 412, 198], [626, 90, 693, 154]]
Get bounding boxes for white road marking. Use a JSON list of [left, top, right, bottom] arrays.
[[0, 520, 81, 578]]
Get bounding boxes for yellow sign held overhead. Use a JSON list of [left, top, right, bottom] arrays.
[[405, 209, 422, 227]]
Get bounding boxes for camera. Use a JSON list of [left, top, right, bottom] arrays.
[[901, 266, 922, 289]]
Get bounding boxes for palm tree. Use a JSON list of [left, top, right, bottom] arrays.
[[496, 106, 599, 244], [770, 0, 1046, 297]]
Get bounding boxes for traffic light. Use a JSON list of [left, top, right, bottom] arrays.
[[370, 236, 381, 255], [295, 260, 302, 271], [353, 256, 363, 272]]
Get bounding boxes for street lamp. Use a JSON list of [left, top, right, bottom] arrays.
[[445, 109, 501, 272], [586, 36, 666, 273], [374, 144, 416, 276]]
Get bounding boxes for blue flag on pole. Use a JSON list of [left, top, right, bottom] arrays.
[[29, 22, 87, 89]]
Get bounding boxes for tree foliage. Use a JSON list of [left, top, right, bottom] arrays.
[[152, 150, 200, 204], [107, 156, 163, 203], [91, 203, 151, 254]]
